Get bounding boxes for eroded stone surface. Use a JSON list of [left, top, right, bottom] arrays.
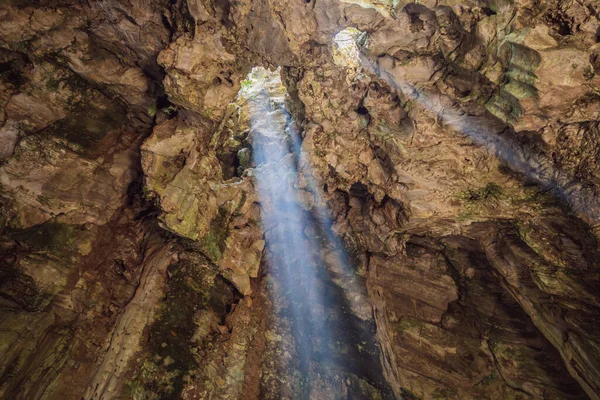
[[0, 0, 599, 399]]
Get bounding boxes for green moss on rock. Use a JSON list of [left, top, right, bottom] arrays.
[[8, 221, 77, 255], [200, 207, 230, 262], [129, 256, 217, 400], [456, 183, 504, 221]]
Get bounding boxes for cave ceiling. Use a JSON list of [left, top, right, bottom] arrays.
[[0, 0, 600, 399]]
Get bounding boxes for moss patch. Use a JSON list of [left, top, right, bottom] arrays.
[[458, 183, 503, 202], [392, 316, 422, 334], [7, 221, 78, 256], [200, 207, 230, 262], [485, 90, 523, 124], [400, 387, 421, 400], [129, 257, 217, 400], [457, 183, 503, 221]]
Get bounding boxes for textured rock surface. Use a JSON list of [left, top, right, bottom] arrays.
[[0, 0, 599, 399]]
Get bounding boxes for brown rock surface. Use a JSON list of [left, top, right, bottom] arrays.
[[0, 0, 599, 399]]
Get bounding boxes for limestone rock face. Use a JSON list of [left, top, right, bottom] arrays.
[[158, 35, 245, 121], [140, 114, 263, 295], [1, 0, 600, 399]]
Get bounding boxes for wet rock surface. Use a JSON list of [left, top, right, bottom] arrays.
[[0, 0, 600, 399]]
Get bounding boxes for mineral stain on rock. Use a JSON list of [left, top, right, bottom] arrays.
[[0, 0, 600, 399]]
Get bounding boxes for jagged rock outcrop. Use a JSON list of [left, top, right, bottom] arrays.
[[0, 0, 599, 399]]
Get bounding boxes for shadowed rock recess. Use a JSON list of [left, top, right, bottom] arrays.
[[1, 0, 600, 399]]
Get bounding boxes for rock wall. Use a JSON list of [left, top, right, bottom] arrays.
[[0, 0, 599, 399]]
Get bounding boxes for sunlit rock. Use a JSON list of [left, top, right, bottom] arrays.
[[158, 35, 245, 122], [1, 0, 600, 399]]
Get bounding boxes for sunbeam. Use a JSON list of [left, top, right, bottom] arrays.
[[243, 66, 388, 394], [365, 54, 600, 225]]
